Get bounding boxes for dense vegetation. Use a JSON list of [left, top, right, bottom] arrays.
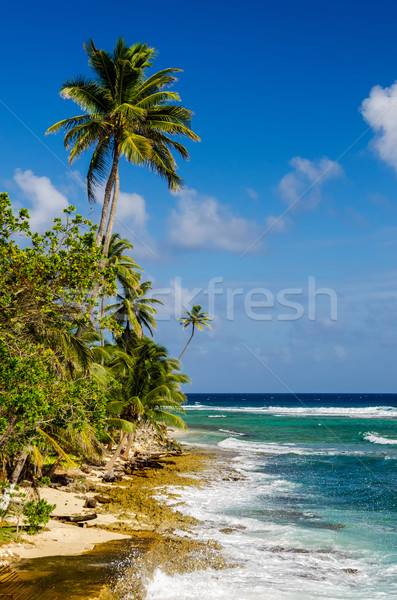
[[0, 38, 206, 485]]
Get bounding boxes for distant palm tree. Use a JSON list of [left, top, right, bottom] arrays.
[[47, 38, 199, 256], [178, 305, 212, 360]]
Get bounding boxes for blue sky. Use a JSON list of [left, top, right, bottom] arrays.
[[2, 0, 397, 392]]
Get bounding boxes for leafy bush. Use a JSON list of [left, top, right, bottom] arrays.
[[23, 499, 55, 533]]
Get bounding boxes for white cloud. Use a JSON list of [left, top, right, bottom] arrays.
[[278, 157, 343, 211], [99, 189, 159, 260], [14, 169, 69, 230], [167, 188, 265, 253], [361, 81, 397, 171], [334, 345, 348, 360], [116, 191, 148, 227]]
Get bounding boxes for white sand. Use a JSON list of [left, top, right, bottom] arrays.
[[2, 486, 129, 561]]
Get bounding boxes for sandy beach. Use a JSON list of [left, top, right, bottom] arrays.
[[0, 447, 230, 598]]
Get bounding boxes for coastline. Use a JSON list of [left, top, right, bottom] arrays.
[[0, 443, 234, 598]]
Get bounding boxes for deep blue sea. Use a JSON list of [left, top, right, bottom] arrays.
[[145, 393, 397, 599]]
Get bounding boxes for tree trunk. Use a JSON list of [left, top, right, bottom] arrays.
[[10, 449, 29, 484], [120, 433, 135, 461], [105, 431, 128, 471], [178, 325, 195, 361], [95, 147, 120, 247], [100, 293, 106, 348], [45, 456, 62, 480], [102, 169, 120, 257]]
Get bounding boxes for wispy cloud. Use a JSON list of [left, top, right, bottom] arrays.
[[361, 81, 397, 171], [167, 188, 267, 253], [278, 156, 343, 211], [14, 169, 69, 230]]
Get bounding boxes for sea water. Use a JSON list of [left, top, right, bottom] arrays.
[[145, 393, 397, 599]]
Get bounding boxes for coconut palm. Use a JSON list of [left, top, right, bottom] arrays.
[[47, 38, 200, 256], [106, 233, 141, 290], [178, 305, 212, 360], [99, 233, 141, 345], [109, 279, 162, 346], [105, 340, 188, 469]]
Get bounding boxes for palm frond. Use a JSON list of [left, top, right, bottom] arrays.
[[103, 418, 136, 433], [38, 429, 77, 468]]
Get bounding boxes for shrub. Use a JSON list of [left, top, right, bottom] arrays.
[[23, 499, 55, 533]]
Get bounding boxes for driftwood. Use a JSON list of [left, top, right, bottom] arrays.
[[51, 513, 97, 523]]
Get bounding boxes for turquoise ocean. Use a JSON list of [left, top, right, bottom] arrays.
[[144, 393, 397, 599]]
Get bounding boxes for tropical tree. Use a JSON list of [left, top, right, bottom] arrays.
[[0, 193, 116, 481], [47, 38, 200, 256], [178, 305, 212, 360], [105, 339, 188, 469], [99, 233, 141, 345], [109, 278, 162, 346]]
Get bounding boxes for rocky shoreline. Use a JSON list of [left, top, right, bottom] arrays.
[[0, 438, 239, 599]]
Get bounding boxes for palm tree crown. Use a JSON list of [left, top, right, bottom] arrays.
[[109, 278, 162, 344], [47, 38, 200, 255]]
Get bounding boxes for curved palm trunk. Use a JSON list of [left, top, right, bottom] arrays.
[[83, 150, 119, 339], [102, 169, 120, 257], [178, 324, 195, 361], [95, 147, 120, 247], [76, 146, 120, 345]]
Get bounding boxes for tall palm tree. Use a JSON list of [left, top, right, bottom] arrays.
[[178, 305, 212, 360], [47, 38, 200, 256]]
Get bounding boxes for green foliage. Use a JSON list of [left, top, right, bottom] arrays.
[[0, 192, 116, 351], [109, 279, 162, 342], [23, 499, 56, 533], [108, 339, 189, 431], [0, 193, 117, 472], [38, 477, 51, 487]]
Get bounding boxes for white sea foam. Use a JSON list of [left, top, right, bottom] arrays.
[[363, 432, 397, 445], [217, 436, 396, 458], [218, 429, 245, 436], [144, 457, 393, 600], [208, 415, 227, 418], [186, 405, 397, 419]]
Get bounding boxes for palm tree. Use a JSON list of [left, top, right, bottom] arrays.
[[47, 38, 200, 256], [105, 339, 189, 469], [106, 233, 141, 290], [178, 305, 212, 360], [100, 233, 141, 345], [109, 279, 162, 346]]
